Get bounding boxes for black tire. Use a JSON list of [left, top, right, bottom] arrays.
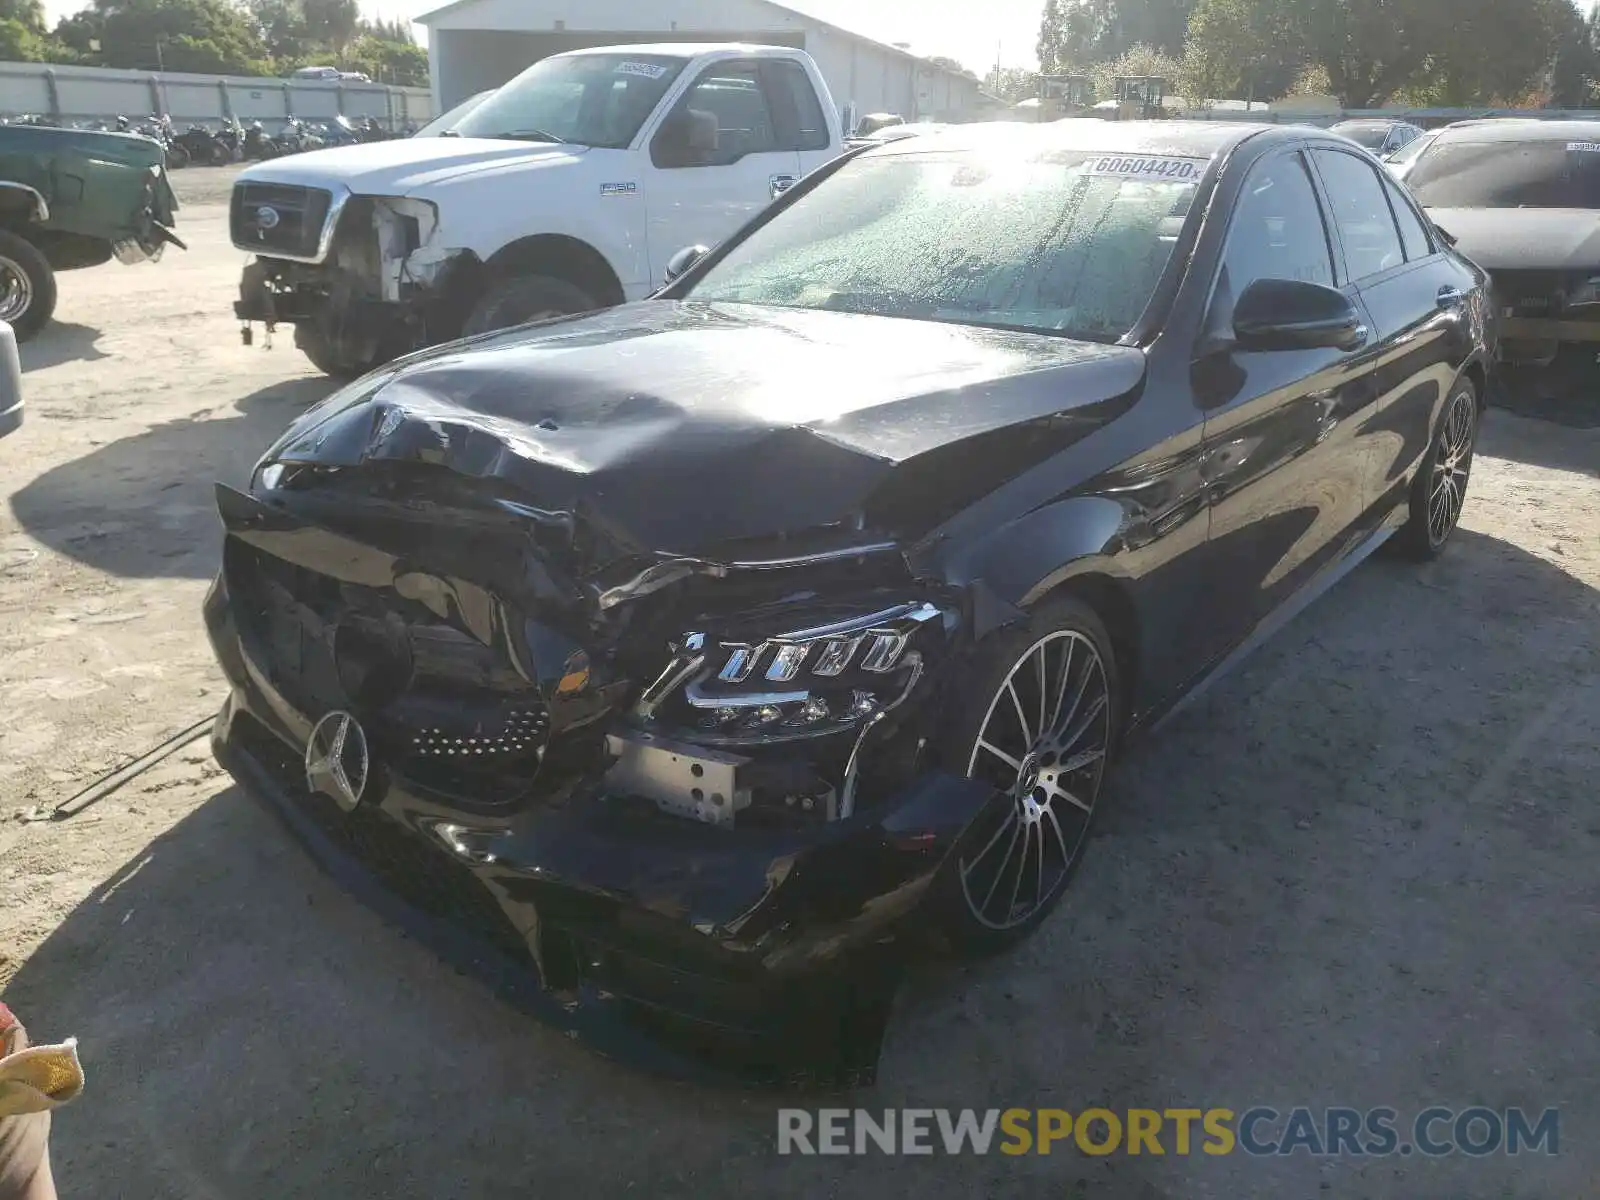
[[931, 595, 1123, 955], [294, 323, 383, 381], [1394, 375, 1479, 561], [461, 274, 597, 337], [0, 227, 57, 342]]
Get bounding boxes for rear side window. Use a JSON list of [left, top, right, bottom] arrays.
[[1310, 148, 1404, 282], [767, 60, 830, 151], [1382, 174, 1433, 261]]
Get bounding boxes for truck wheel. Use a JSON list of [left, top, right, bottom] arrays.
[[462, 275, 597, 337], [0, 228, 57, 342], [294, 324, 382, 381]]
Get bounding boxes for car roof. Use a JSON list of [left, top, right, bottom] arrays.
[[1433, 118, 1600, 143], [866, 119, 1307, 162], [1332, 118, 1406, 130]]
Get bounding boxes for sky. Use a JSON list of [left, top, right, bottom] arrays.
[[39, 0, 1048, 73]]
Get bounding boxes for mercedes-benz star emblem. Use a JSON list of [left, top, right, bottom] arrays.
[[305, 711, 370, 812], [255, 205, 281, 230]]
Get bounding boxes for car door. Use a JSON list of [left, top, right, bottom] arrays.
[[1307, 146, 1472, 524], [1195, 148, 1385, 649], [643, 59, 803, 283]]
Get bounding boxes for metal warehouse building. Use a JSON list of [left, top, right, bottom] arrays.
[[418, 0, 987, 130]]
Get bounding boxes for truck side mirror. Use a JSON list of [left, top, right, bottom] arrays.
[[654, 109, 719, 168], [665, 245, 710, 283]]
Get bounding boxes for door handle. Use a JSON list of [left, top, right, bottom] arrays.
[[769, 174, 798, 199], [1437, 285, 1466, 307]]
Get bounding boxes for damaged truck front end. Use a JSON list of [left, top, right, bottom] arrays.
[[233, 183, 476, 376]]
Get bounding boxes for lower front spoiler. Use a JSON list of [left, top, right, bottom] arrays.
[[209, 677, 993, 1090], [214, 725, 906, 1089]]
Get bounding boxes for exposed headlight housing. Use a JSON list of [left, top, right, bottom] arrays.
[[636, 600, 950, 746]]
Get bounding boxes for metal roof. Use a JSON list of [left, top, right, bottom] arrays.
[[413, 0, 983, 88]]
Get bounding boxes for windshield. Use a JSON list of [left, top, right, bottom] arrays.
[[450, 53, 686, 147], [1387, 131, 1433, 166], [1333, 123, 1389, 150], [684, 149, 1203, 342], [1407, 139, 1600, 208], [414, 90, 494, 137]]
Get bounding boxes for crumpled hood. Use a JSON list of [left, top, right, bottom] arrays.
[[265, 302, 1146, 554], [1426, 207, 1600, 272], [237, 137, 584, 195]]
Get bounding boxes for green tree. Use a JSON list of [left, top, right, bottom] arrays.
[[1181, 0, 1306, 102], [925, 55, 977, 79], [341, 31, 427, 85], [56, 0, 269, 74], [1090, 43, 1181, 102], [302, 0, 358, 55], [989, 66, 1040, 103], [0, 0, 44, 34]]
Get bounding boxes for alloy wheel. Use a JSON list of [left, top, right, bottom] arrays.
[[1428, 389, 1476, 547], [958, 630, 1112, 931], [0, 255, 34, 323]]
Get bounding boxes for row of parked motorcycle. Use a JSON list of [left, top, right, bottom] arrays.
[[0, 112, 421, 165]]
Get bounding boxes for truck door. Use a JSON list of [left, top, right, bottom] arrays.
[[642, 59, 803, 285]]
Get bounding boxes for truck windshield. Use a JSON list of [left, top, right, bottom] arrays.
[[1407, 139, 1600, 208], [685, 148, 1203, 342], [450, 53, 687, 148]]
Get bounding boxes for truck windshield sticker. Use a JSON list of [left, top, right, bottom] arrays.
[[616, 61, 669, 79], [1568, 141, 1600, 153], [601, 182, 638, 196], [1082, 155, 1205, 182]]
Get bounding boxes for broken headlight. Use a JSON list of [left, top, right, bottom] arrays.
[[637, 600, 951, 745]]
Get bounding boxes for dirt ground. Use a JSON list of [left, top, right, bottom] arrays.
[[2, 165, 1598, 1199]]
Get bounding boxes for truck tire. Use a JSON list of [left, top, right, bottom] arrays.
[[0, 228, 57, 343], [294, 324, 382, 381], [462, 274, 598, 337]]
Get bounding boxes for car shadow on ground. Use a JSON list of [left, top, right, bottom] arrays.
[[1479, 408, 1600, 478], [7, 529, 1597, 1199], [7, 377, 336, 579], [19, 323, 109, 371]]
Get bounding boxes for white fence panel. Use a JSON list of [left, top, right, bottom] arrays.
[[0, 60, 433, 128]]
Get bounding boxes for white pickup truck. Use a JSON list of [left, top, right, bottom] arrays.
[[230, 43, 844, 376]]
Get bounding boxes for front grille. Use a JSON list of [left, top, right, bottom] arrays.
[[225, 539, 551, 796], [231, 181, 334, 260], [237, 717, 534, 967]]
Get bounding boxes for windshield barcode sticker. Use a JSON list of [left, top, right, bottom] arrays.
[[616, 61, 669, 79], [1569, 141, 1600, 152], [1083, 155, 1204, 181]]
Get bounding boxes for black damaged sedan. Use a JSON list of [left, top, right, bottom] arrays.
[[206, 121, 1494, 1085]]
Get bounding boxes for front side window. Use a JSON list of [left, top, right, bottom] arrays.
[[450, 53, 686, 148], [1406, 139, 1600, 208], [1310, 149, 1404, 282], [685, 148, 1205, 342], [655, 64, 779, 167], [1221, 151, 1335, 295]]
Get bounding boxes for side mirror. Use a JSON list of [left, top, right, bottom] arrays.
[[655, 110, 718, 168], [1233, 278, 1367, 352], [664, 244, 710, 283]]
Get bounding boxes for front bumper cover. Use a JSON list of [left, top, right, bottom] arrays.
[[204, 572, 997, 1088]]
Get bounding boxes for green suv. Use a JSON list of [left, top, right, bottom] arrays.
[[0, 123, 183, 340]]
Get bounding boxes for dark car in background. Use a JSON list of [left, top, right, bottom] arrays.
[[205, 120, 1493, 1084], [1331, 118, 1427, 158], [1405, 118, 1600, 367]]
